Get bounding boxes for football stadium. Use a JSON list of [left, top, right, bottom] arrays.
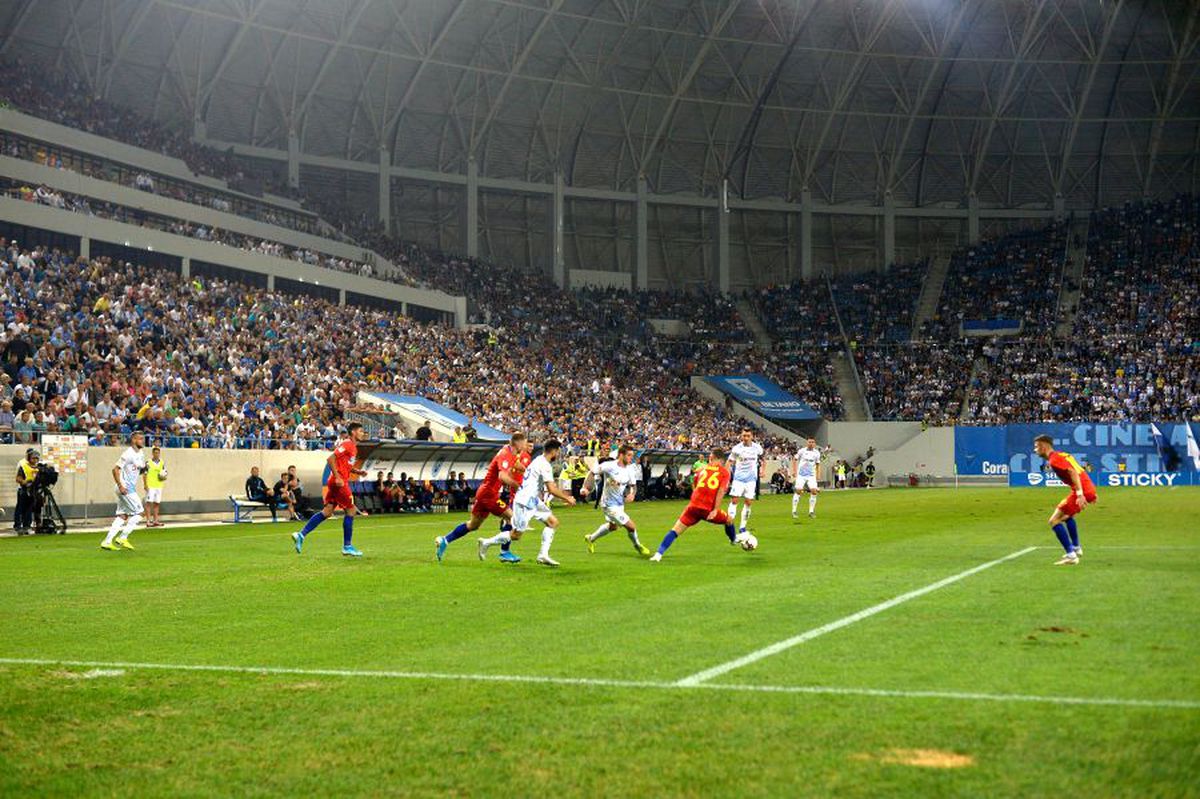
[[0, 0, 1197, 796]]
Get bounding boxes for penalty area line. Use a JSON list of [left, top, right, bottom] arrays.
[[0, 656, 1195, 710], [675, 546, 1039, 687]]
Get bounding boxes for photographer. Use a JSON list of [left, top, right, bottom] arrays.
[[14, 448, 38, 533]]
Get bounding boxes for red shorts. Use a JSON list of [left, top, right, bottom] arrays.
[[323, 482, 355, 512], [678, 504, 730, 528], [1057, 489, 1097, 518], [471, 494, 509, 519]]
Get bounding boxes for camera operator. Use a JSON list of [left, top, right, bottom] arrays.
[[13, 447, 38, 533]]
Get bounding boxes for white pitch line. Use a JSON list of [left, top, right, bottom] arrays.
[[0, 657, 1194, 710], [675, 546, 1039, 687]]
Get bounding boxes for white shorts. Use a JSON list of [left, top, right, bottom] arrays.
[[795, 476, 819, 493], [145, 488, 163, 503], [512, 499, 553, 532], [115, 490, 144, 517], [728, 478, 758, 500], [602, 506, 631, 527]]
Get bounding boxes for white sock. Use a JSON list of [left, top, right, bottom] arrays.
[[792, 493, 800, 513], [740, 504, 751, 529], [481, 531, 511, 548], [103, 518, 124, 545], [539, 527, 555, 558], [809, 495, 817, 513], [120, 515, 141, 539], [727, 501, 736, 519], [589, 523, 611, 542], [627, 529, 642, 548]]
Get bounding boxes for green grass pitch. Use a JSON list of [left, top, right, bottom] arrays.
[[1, 487, 1198, 797]]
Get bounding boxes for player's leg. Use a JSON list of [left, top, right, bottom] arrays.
[[739, 497, 753, 533], [791, 488, 801, 518], [650, 518, 691, 562], [479, 506, 521, 560], [585, 518, 616, 554], [1065, 516, 1081, 557], [1048, 504, 1078, 565], [622, 518, 649, 556], [497, 506, 523, 563], [707, 508, 740, 545], [114, 493, 143, 549], [292, 500, 335, 553], [436, 508, 489, 561], [536, 510, 560, 567], [341, 502, 363, 557], [101, 513, 127, 550], [808, 480, 819, 517]]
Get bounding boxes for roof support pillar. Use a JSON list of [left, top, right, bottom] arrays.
[[883, 191, 896, 270], [378, 145, 391, 230], [636, 176, 649, 289], [465, 157, 479, 258], [551, 172, 565, 288], [715, 204, 730, 293], [967, 194, 980, 244], [287, 130, 300, 190], [800, 188, 814, 281]]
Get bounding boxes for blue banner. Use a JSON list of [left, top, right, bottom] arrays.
[[1004, 422, 1199, 488], [954, 426, 1008, 476], [704, 374, 822, 421], [371, 394, 509, 441]]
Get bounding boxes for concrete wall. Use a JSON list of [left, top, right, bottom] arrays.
[[821, 421, 956, 479], [0, 444, 331, 520], [0, 198, 467, 323]]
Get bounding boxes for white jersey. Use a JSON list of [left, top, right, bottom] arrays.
[[595, 460, 636, 509], [514, 455, 555, 508], [795, 447, 822, 478], [115, 446, 146, 494], [729, 442, 764, 482]]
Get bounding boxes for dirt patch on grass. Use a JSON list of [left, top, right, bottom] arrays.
[[854, 749, 975, 769], [280, 681, 328, 691]]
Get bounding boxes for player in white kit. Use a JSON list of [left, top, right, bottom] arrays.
[[792, 437, 823, 519], [477, 439, 576, 567], [101, 431, 147, 550], [726, 429, 765, 535], [581, 444, 650, 557]]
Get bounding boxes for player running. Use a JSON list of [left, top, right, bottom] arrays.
[[100, 431, 147, 551], [791, 437, 822, 519], [291, 423, 369, 557], [726, 428, 765, 535], [581, 444, 650, 557], [650, 447, 747, 562], [1034, 434, 1097, 566], [478, 439, 576, 567], [435, 433, 532, 563]]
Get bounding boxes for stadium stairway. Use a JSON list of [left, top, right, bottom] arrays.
[[911, 255, 951, 335], [831, 351, 870, 421], [959, 355, 987, 421], [733, 295, 774, 352], [1055, 216, 1090, 338]]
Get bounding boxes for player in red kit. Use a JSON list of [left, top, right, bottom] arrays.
[[435, 432, 532, 563], [650, 448, 750, 561], [292, 423, 369, 557], [1033, 434, 1098, 566]]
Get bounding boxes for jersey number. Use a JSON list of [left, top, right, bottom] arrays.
[[700, 471, 721, 490]]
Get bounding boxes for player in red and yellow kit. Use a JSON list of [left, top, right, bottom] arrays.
[[1034, 434, 1097, 566], [292, 422, 369, 557], [650, 447, 748, 561], [435, 433, 532, 563]]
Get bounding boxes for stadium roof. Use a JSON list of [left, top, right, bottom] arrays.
[[4, 0, 1198, 211]]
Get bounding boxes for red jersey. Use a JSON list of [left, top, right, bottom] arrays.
[[1047, 451, 1095, 492], [689, 463, 730, 511], [476, 445, 531, 502], [330, 437, 358, 483]]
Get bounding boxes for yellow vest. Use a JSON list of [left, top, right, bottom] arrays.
[[146, 460, 167, 489], [452, 431, 467, 444], [16, 459, 36, 484]]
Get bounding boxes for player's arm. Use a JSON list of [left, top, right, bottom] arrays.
[[624, 482, 636, 504], [1067, 463, 1087, 505], [545, 479, 576, 506], [113, 462, 128, 494], [815, 461, 821, 482], [580, 467, 596, 498], [325, 452, 342, 486]]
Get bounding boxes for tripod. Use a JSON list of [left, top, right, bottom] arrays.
[[33, 486, 67, 535]]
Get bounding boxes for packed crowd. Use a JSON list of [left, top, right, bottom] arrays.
[[0, 240, 789, 455], [2, 178, 379, 279], [920, 224, 1065, 339], [831, 259, 927, 344], [855, 343, 974, 424], [967, 195, 1198, 422]]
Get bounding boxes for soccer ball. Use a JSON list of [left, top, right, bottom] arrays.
[[740, 534, 758, 551]]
